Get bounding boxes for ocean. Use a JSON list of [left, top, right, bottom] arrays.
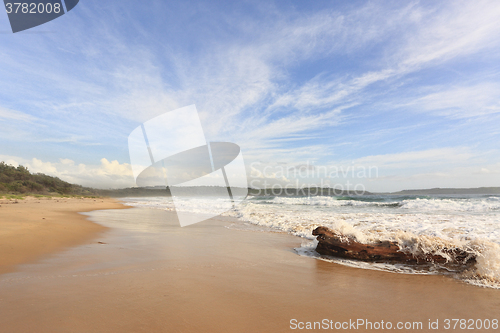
[[121, 194, 500, 289]]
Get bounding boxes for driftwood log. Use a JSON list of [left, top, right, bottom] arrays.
[[312, 226, 475, 264]]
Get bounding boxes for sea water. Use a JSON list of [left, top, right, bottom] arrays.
[[121, 194, 500, 288]]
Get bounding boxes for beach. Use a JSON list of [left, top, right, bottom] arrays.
[[0, 196, 128, 274], [1, 200, 500, 332]]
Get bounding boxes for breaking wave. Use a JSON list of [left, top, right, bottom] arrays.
[[123, 194, 500, 288]]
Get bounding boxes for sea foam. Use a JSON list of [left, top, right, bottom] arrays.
[[123, 195, 500, 288]]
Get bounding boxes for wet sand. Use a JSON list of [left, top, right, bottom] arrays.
[[0, 206, 499, 332], [0, 196, 129, 274]]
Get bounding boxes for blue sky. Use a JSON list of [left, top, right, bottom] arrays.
[[1, 0, 500, 192]]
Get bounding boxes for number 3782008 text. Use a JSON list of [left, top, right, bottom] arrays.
[[5, 2, 61, 14], [443, 319, 498, 330]]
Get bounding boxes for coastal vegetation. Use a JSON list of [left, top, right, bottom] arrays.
[[0, 161, 99, 198]]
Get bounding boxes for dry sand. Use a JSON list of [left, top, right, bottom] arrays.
[[0, 203, 499, 332], [0, 196, 129, 274]]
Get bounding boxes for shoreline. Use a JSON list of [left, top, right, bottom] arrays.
[[1, 203, 500, 332], [0, 196, 129, 274]]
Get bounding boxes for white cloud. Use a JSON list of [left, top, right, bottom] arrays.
[[344, 148, 500, 192], [275, 0, 500, 121], [0, 106, 36, 122], [29, 158, 58, 175], [365, 163, 500, 192], [0, 155, 21, 168], [98, 158, 134, 177], [408, 83, 500, 118], [398, 0, 500, 69], [0, 156, 135, 189], [352, 147, 476, 168], [4, 1, 499, 147], [2, 1, 500, 192], [59, 158, 75, 166]]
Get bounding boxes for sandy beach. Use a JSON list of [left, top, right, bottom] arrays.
[[0, 196, 129, 274], [1, 202, 499, 332]]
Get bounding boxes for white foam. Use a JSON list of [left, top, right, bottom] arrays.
[[400, 197, 500, 212], [122, 195, 500, 288], [121, 196, 234, 215], [231, 198, 500, 288], [266, 196, 400, 208]]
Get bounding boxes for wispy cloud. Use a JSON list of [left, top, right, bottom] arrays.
[[0, 106, 36, 122], [397, 0, 500, 68], [404, 83, 500, 118], [352, 147, 479, 169], [1, 0, 500, 190]]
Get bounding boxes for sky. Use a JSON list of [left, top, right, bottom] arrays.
[[1, 0, 500, 192]]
